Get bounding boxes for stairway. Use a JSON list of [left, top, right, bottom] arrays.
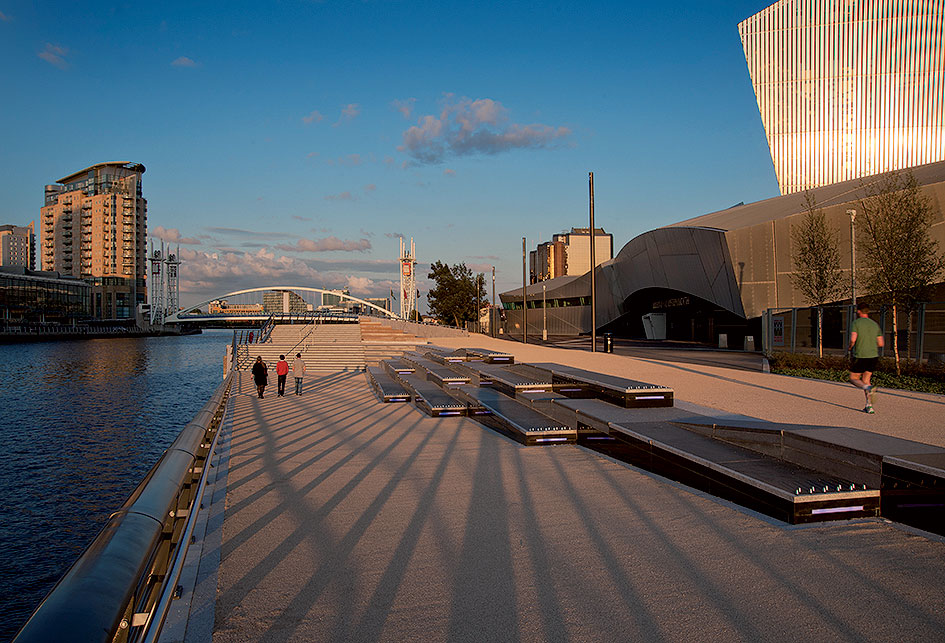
[[359, 318, 425, 366], [235, 320, 424, 372], [306, 324, 366, 371]]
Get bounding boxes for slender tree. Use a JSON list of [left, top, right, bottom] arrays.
[[856, 170, 945, 375], [790, 192, 847, 357], [427, 261, 487, 328]]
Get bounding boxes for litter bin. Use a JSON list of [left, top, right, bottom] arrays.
[[603, 333, 614, 353]]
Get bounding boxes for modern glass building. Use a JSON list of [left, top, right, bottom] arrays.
[[0, 266, 92, 321], [739, 0, 945, 194]]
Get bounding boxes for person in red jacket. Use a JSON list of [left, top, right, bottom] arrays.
[[275, 354, 289, 397]]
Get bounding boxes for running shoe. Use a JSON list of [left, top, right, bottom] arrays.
[[864, 405, 875, 414]]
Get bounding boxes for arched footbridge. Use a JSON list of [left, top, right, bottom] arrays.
[[164, 286, 400, 323]]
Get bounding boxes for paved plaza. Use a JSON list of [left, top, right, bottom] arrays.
[[209, 341, 945, 642]]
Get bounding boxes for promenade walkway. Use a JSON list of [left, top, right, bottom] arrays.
[[203, 337, 945, 642]]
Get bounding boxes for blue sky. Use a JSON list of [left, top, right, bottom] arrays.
[[0, 1, 780, 308]]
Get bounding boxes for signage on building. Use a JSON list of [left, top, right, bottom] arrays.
[[772, 315, 785, 347], [652, 296, 690, 310]]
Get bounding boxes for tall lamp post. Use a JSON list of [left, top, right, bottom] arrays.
[[542, 283, 547, 341], [847, 209, 857, 308], [847, 209, 857, 341], [589, 171, 596, 353], [491, 266, 496, 338], [522, 236, 527, 344]]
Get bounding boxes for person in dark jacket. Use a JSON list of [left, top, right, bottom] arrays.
[[252, 356, 268, 398]]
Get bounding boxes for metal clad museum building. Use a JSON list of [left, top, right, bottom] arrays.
[[500, 0, 945, 349]]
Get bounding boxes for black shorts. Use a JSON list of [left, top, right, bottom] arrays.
[[851, 357, 878, 374]]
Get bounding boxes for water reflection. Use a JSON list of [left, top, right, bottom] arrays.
[[0, 331, 228, 640]]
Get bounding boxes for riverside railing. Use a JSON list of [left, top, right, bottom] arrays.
[[13, 373, 233, 643]]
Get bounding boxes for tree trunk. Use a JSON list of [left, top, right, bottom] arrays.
[[817, 307, 823, 358], [892, 303, 901, 376], [906, 309, 914, 361]]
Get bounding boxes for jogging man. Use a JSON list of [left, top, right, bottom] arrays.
[[848, 302, 884, 413]]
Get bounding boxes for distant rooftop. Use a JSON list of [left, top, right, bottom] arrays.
[[57, 162, 146, 185], [668, 159, 945, 232]]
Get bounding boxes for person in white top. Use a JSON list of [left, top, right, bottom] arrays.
[[292, 353, 306, 396]]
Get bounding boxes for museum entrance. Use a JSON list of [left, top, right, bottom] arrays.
[[601, 288, 753, 346]]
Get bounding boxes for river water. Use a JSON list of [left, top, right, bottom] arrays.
[[0, 331, 229, 641]]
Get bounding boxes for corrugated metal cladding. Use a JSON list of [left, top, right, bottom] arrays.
[[739, 0, 945, 195]]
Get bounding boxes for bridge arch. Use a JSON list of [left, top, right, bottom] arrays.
[[165, 286, 400, 322]]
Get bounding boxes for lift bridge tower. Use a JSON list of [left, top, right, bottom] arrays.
[[399, 237, 417, 320], [148, 239, 181, 325]]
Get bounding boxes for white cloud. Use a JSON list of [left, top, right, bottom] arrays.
[[363, 184, 376, 193], [152, 226, 201, 245], [38, 43, 68, 69], [392, 97, 416, 119], [302, 109, 323, 124], [177, 247, 348, 301], [399, 95, 571, 164], [333, 103, 360, 127], [324, 191, 355, 202], [444, 169, 456, 176], [171, 56, 197, 67], [275, 236, 372, 252]]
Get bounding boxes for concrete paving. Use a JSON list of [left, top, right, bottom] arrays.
[[212, 347, 945, 643]]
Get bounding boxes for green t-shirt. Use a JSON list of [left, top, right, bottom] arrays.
[[851, 316, 882, 358]]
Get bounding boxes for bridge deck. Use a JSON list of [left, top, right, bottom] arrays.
[[204, 369, 945, 642]]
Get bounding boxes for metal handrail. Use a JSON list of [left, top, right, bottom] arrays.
[[14, 374, 233, 643]]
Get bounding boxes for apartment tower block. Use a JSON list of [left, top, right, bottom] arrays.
[[41, 162, 147, 319]]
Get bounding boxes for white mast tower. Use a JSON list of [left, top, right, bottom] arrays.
[[399, 237, 417, 320], [165, 244, 181, 316], [148, 240, 165, 325]]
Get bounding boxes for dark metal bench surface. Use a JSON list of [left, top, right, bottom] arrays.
[[458, 387, 573, 435], [611, 421, 871, 500], [396, 372, 467, 412], [529, 362, 671, 393], [555, 398, 696, 426], [402, 354, 470, 384], [383, 358, 415, 373], [462, 347, 514, 363], [367, 367, 410, 401]]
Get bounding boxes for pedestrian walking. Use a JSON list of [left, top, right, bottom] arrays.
[[276, 354, 289, 397], [292, 352, 306, 395], [252, 356, 268, 399], [848, 302, 884, 413]]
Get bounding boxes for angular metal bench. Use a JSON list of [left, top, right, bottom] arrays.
[[454, 386, 576, 446], [367, 366, 411, 403], [529, 362, 673, 408]]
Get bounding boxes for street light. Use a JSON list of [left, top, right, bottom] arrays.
[[847, 209, 857, 307], [542, 283, 547, 341], [492, 266, 496, 337]]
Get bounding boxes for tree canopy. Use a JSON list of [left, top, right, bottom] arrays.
[[856, 169, 945, 372], [791, 193, 847, 307], [427, 261, 487, 327], [790, 193, 847, 356], [857, 170, 945, 310]]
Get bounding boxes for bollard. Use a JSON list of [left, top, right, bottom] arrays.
[[603, 333, 614, 353]]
